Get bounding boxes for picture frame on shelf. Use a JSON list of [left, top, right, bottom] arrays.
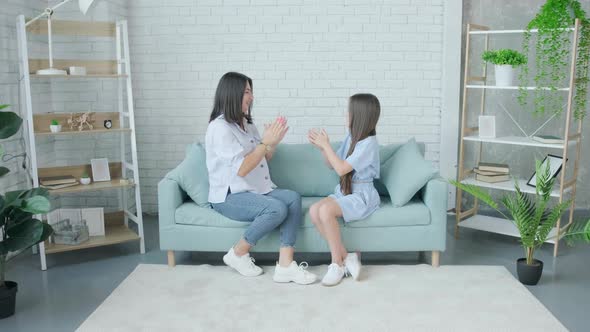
[[526, 154, 566, 188], [478, 115, 496, 138], [91, 158, 111, 182]]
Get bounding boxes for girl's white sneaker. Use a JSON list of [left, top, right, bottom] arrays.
[[344, 252, 362, 281], [273, 261, 317, 285], [321, 263, 345, 286]]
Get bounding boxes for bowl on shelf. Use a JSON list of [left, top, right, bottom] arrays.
[[80, 177, 91, 185]]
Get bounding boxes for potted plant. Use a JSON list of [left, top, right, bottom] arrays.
[[518, 0, 590, 120], [49, 119, 61, 133], [80, 171, 91, 185], [0, 104, 53, 318], [482, 49, 527, 86], [451, 160, 590, 285]]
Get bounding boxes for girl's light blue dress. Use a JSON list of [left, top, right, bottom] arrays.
[[329, 134, 381, 222]]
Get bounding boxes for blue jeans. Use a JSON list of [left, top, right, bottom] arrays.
[[211, 189, 302, 247]]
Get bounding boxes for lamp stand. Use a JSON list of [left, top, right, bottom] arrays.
[[35, 8, 67, 75]]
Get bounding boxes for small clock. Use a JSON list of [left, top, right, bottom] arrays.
[[104, 120, 112, 129]]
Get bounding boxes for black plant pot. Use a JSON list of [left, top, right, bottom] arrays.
[[516, 258, 544, 285], [0, 281, 18, 319]]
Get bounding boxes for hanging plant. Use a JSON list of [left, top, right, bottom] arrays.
[[518, 0, 590, 120]]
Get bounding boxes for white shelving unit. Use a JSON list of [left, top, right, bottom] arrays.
[[455, 21, 585, 257], [16, 16, 145, 270]]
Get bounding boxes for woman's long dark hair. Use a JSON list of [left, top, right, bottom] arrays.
[[209, 72, 253, 126], [340, 93, 381, 195]]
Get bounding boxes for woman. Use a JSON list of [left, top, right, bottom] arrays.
[[205, 72, 316, 285]]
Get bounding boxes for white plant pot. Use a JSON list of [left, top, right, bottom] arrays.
[[80, 177, 91, 185], [49, 124, 62, 133], [494, 65, 514, 87]]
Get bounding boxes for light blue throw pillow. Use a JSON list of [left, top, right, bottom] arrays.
[[165, 143, 210, 207], [381, 138, 436, 207]]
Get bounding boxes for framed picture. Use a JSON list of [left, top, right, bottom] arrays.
[[91, 158, 111, 182], [81, 207, 105, 236], [526, 154, 566, 188], [478, 115, 496, 138]]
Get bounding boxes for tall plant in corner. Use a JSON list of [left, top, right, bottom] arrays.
[[451, 160, 590, 285], [518, 0, 590, 120], [0, 104, 53, 318]]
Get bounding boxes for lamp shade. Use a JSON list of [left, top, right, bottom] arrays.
[[78, 0, 96, 15]]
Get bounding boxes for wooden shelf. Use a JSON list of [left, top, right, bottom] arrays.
[[461, 175, 569, 198], [30, 74, 127, 79], [43, 179, 134, 194], [458, 214, 560, 244], [36, 128, 131, 137], [463, 135, 573, 149], [45, 212, 139, 254], [26, 19, 116, 37], [29, 59, 119, 76], [38, 162, 134, 194], [34, 112, 123, 134], [466, 85, 569, 91]]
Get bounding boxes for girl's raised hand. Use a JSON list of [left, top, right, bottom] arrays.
[[307, 128, 329, 150]]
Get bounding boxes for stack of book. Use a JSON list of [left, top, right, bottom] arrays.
[[474, 162, 510, 183], [531, 135, 564, 144], [40, 175, 79, 190]]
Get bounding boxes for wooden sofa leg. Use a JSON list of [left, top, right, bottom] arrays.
[[167, 250, 176, 267], [431, 251, 440, 268]]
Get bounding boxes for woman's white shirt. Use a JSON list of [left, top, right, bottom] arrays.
[[205, 116, 275, 203]]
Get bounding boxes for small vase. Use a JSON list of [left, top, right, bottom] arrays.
[[516, 258, 544, 285], [80, 177, 91, 185], [49, 125, 62, 133], [494, 65, 514, 87]]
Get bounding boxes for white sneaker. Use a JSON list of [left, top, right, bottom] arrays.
[[273, 261, 317, 285], [222, 247, 263, 277], [344, 252, 362, 281], [321, 263, 345, 286]]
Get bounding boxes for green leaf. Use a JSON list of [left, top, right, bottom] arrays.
[[21, 196, 51, 214], [1, 220, 51, 256], [0, 167, 9, 177], [0, 104, 8, 110], [449, 179, 499, 211], [0, 144, 4, 158], [0, 111, 23, 139]]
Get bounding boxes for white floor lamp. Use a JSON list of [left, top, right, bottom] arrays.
[[25, 0, 97, 75]]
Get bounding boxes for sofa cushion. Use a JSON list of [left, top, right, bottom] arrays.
[[380, 138, 436, 207], [269, 143, 340, 196], [165, 143, 210, 207], [175, 195, 430, 229]]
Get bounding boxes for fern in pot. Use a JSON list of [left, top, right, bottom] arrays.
[[0, 104, 53, 318], [482, 49, 527, 87], [451, 160, 590, 285]]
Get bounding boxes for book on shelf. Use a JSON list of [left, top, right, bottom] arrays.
[[475, 173, 510, 183], [531, 135, 564, 144], [478, 162, 509, 173], [473, 168, 508, 176], [39, 175, 77, 186], [41, 181, 79, 190]]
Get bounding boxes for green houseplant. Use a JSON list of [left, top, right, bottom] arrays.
[[451, 160, 590, 285], [518, 0, 590, 120], [49, 119, 61, 133], [482, 49, 528, 87], [0, 104, 53, 318]]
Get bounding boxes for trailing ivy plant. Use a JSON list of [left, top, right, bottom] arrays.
[[518, 0, 590, 120]]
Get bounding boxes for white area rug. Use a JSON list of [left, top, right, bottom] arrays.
[[77, 264, 567, 332]]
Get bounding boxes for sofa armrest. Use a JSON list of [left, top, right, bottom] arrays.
[[421, 176, 448, 250], [158, 177, 186, 230]]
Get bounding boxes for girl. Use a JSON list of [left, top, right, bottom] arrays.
[[307, 93, 381, 286], [206, 72, 316, 285]]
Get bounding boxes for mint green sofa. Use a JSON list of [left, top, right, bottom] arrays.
[[158, 142, 447, 267]]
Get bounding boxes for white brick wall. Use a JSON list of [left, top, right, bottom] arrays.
[[0, 0, 42, 194], [129, 0, 445, 213]]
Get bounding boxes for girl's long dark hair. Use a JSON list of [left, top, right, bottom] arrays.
[[209, 72, 253, 126], [340, 93, 381, 195]]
